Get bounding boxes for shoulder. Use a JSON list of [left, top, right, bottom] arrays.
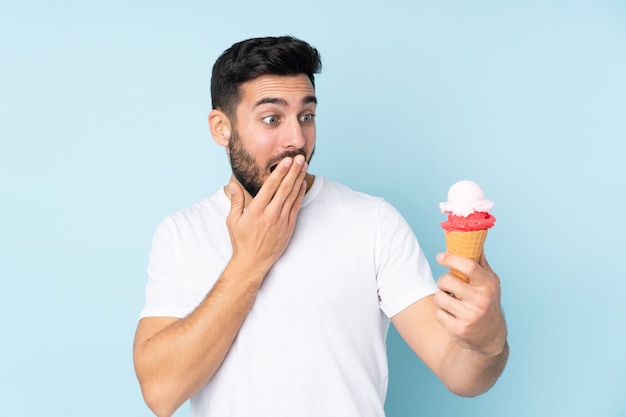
[[320, 177, 404, 218], [317, 177, 384, 206], [154, 190, 227, 239]]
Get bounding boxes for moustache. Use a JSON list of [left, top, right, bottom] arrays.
[[267, 149, 308, 173]]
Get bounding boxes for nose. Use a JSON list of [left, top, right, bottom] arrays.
[[282, 118, 307, 149]]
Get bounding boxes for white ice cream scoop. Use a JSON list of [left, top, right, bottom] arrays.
[[439, 180, 494, 217]]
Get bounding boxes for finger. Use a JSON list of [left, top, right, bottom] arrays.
[[433, 296, 465, 338], [437, 271, 470, 301], [478, 251, 494, 273], [252, 156, 294, 207], [226, 181, 245, 233], [433, 289, 463, 317], [280, 159, 307, 214], [227, 181, 245, 222], [437, 252, 485, 285], [267, 154, 306, 211], [288, 178, 307, 224]]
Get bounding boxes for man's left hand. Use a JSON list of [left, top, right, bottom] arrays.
[[433, 252, 507, 357]]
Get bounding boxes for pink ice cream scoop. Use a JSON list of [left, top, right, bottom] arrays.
[[440, 180, 496, 231]]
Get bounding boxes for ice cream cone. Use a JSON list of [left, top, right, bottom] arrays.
[[444, 229, 488, 283]]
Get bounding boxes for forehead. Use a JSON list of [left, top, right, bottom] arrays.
[[239, 74, 316, 108]]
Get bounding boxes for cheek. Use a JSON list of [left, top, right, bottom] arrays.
[[241, 133, 276, 168], [238, 127, 274, 155], [253, 135, 276, 160], [305, 128, 316, 152]]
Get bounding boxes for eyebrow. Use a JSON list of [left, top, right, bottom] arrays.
[[254, 95, 318, 108]]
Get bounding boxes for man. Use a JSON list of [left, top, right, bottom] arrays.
[[133, 36, 508, 417]]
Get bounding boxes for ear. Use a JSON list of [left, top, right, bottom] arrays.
[[208, 109, 232, 147]]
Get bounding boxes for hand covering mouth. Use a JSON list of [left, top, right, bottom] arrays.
[[267, 149, 307, 173]]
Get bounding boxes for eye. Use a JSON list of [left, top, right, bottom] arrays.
[[300, 113, 315, 123], [262, 115, 279, 125]]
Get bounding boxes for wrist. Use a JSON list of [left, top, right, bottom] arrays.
[[225, 254, 273, 287]]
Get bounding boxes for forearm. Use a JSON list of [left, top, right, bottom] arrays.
[[439, 338, 509, 397], [134, 257, 267, 417]]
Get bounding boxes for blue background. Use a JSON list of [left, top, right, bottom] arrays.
[[2, 1, 625, 416]]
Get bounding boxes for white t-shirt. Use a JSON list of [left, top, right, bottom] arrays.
[[141, 176, 438, 417]]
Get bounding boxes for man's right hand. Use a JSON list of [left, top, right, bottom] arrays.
[[226, 154, 308, 275], [134, 155, 309, 417]]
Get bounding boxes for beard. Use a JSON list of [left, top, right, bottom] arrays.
[[228, 128, 314, 197]]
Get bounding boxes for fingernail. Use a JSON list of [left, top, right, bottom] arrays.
[[436, 253, 445, 262], [283, 157, 293, 166], [229, 184, 236, 195], [295, 154, 304, 165]]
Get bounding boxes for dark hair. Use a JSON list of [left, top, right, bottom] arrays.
[[211, 36, 322, 118]]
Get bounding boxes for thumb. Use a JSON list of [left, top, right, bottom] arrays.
[[228, 182, 245, 219], [478, 252, 492, 272]]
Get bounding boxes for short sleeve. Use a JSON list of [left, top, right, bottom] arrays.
[[375, 200, 438, 318], [139, 216, 190, 319]]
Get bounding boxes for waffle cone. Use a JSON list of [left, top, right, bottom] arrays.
[[444, 229, 488, 283]]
